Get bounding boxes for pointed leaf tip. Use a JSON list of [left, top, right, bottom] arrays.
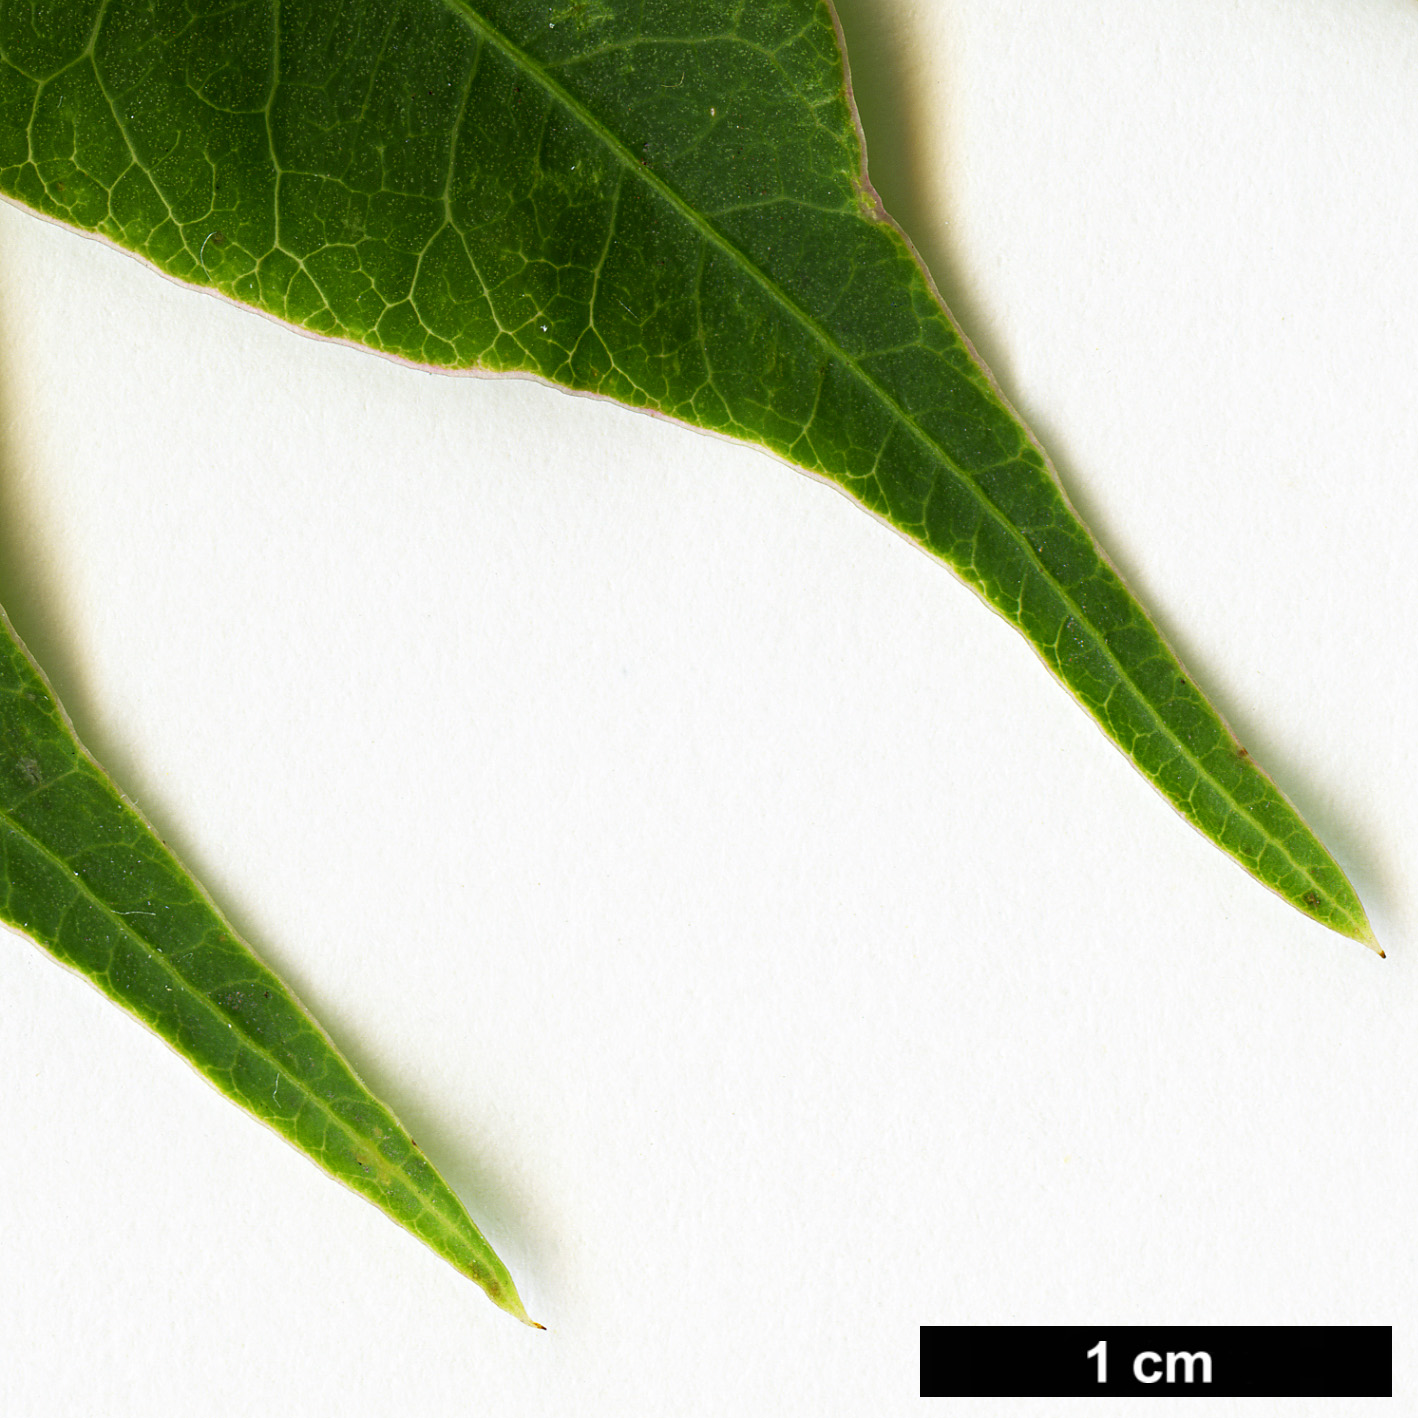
[[489, 1278, 542, 1329], [0, 603, 530, 1315]]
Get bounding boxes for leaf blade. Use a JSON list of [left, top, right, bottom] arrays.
[[0, 604, 537, 1322], [446, 1, 1376, 942]]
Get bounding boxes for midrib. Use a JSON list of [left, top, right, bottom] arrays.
[[0, 791, 473, 1245]]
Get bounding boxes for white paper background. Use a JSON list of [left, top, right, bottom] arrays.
[[1, 1, 1414, 1412]]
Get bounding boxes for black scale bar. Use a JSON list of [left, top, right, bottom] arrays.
[[920, 1326, 1391, 1398]]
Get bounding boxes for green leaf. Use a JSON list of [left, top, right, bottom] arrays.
[[0, 602, 539, 1324], [0, 0, 1380, 1322]]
